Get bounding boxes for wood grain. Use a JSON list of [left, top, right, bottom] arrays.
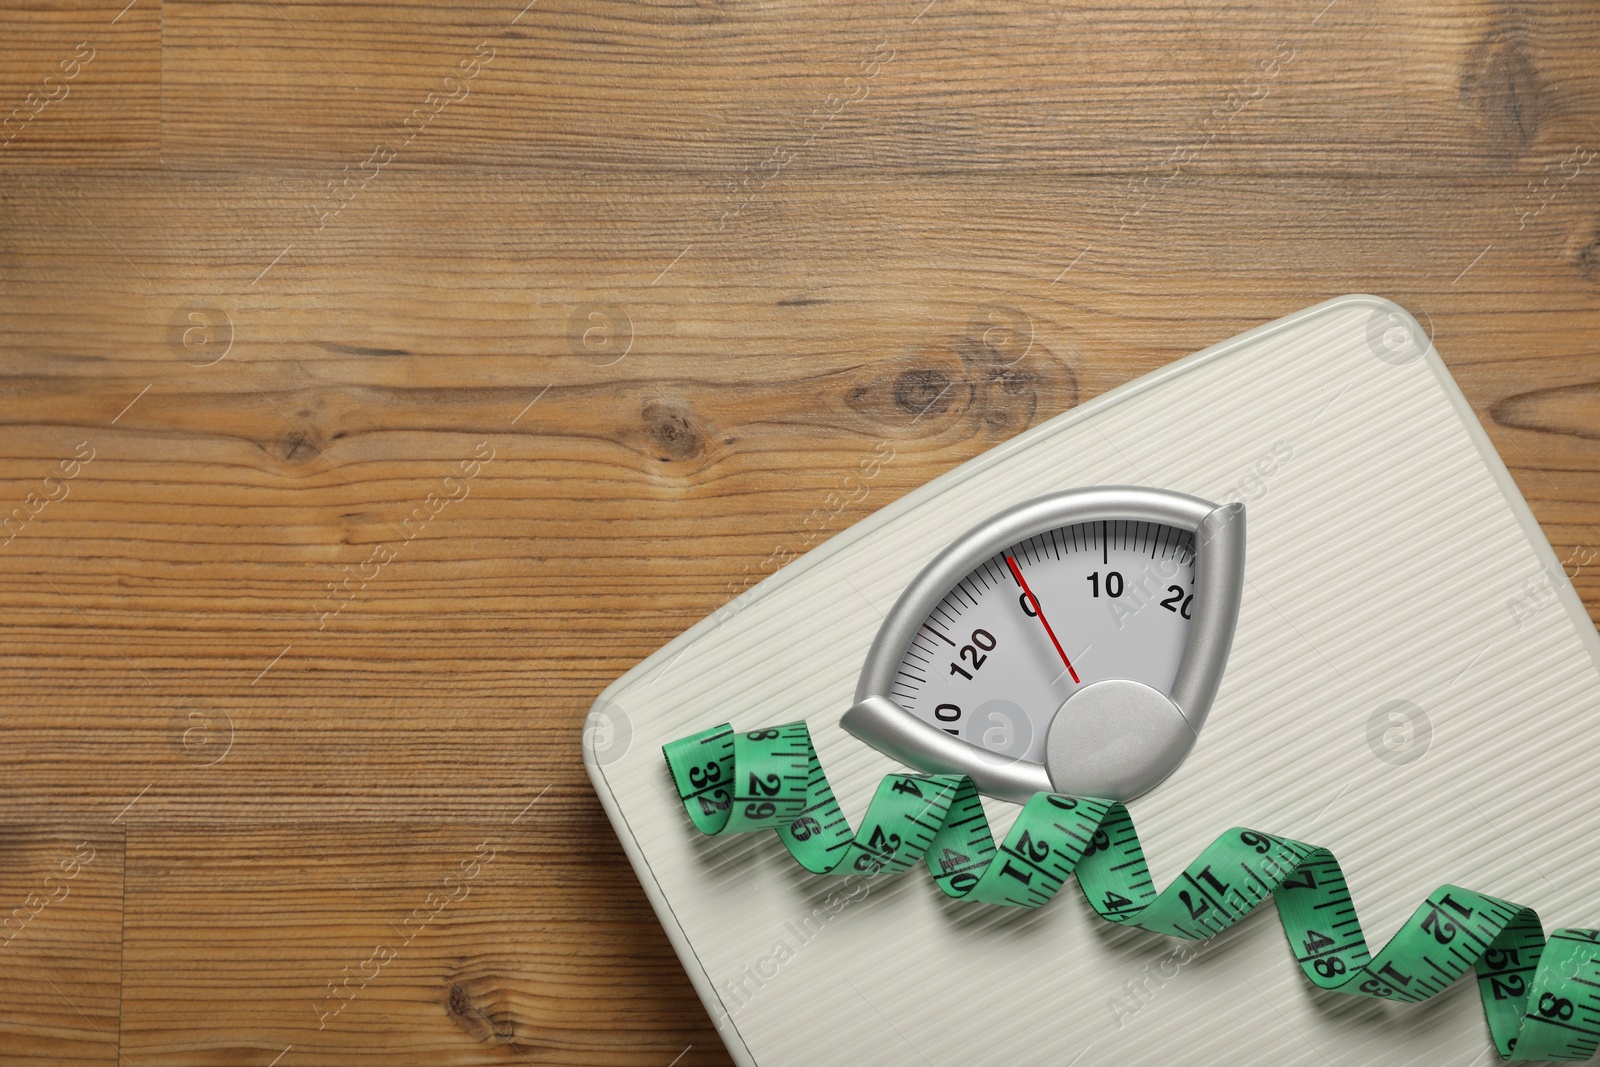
[[0, 0, 157, 167], [120, 818, 723, 1064], [1, 0, 1599, 1062], [0, 826, 123, 1066]]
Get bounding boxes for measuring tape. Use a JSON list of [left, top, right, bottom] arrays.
[[664, 721, 1600, 1062]]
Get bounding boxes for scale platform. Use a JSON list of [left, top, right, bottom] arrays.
[[584, 295, 1600, 1067]]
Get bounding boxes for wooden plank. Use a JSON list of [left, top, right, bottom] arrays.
[[0, 825, 124, 1066], [156, 0, 1600, 173], [120, 817, 723, 1064], [0, 0, 158, 167]]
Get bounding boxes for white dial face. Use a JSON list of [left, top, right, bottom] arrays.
[[891, 520, 1196, 764]]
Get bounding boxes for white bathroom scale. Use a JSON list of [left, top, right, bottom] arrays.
[[583, 294, 1600, 1066]]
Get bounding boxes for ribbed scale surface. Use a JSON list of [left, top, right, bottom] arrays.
[[590, 297, 1600, 1067]]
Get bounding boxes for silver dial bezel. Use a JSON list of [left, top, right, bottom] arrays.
[[840, 486, 1246, 803]]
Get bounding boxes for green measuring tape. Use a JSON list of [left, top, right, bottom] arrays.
[[664, 720, 1600, 1062]]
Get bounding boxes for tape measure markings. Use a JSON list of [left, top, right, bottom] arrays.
[[664, 720, 1600, 1062]]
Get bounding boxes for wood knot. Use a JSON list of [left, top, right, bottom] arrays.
[[1492, 382, 1600, 441], [842, 351, 970, 430], [892, 368, 955, 419], [272, 428, 322, 465], [445, 980, 519, 1043], [446, 982, 474, 1020], [1462, 26, 1544, 146], [841, 312, 1077, 440], [1578, 234, 1600, 282], [954, 311, 1079, 436], [642, 399, 704, 462]]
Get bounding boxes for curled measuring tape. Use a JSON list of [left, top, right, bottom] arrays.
[[664, 721, 1600, 1062]]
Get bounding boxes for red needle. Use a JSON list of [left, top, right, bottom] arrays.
[[1005, 554, 1080, 684]]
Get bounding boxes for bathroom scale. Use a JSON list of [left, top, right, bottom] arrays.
[[583, 294, 1600, 1066]]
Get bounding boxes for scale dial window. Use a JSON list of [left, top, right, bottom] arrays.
[[891, 520, 1195, 763]]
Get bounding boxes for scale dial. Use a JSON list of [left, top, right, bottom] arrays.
[[843, 486, 1246, 803], [891, 521, 1195, 765]]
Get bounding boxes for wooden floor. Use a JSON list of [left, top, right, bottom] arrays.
[[2, 0, 1599, 1062]]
